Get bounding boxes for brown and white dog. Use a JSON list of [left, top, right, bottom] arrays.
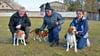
[[13, 30, 26, 46], [30, 28, 48, 42], [65, 26, 77, 52], [65, 26, 90, 52]]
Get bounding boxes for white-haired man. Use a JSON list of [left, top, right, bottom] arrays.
[[8, 7, 31, 44]]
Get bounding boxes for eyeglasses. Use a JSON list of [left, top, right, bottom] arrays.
[[77, 13, 83, 15]]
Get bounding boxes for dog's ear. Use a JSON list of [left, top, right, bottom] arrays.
[[67, 27, 73, 34], [18, 30, 25, 36], [71, 28, 73, 30]]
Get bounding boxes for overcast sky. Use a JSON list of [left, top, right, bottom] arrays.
[[14, 0, 63, 11]]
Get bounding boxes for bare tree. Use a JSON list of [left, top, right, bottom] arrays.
[[85, 0, 98, 12], [64, 0, 98, 12], [64, 0, 81, 11]]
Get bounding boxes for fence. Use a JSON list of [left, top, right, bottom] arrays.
[[87, 12, 100, 21], [0, 11, 100, 21], [0, 11, 77, 19]]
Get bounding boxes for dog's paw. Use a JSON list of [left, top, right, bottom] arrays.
[[44, 40, 47, 42], [24, 44, 26, 46], [66, 49, 69, 52], [24, 43, 26, 46], [39, 38, 42, 42], [17, 44, 19, 46], [13, 44, 15, 46], [39, 40, 42, 42], [75, 49, 77, 53], [33, 38, 36, 40], [44, 38, 47, 42]]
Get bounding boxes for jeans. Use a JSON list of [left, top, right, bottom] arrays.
[[48, 26, 61, 42], [77, 37, 87, 49]]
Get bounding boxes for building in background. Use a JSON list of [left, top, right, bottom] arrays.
[[39, 1, 67, 17], [40, 1, 67, 12], [0, 0, 22, 12]]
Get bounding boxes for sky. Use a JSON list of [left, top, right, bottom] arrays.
[[14, 0, 63, 11]]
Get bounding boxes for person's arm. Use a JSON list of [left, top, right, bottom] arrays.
[[8, 16, 15, 33], [78, 20, 88, 36], [70, 18, 76, 27], [21, 14, 31, 27], [40, 18, 47, 30], [56, 13, 64, 25]]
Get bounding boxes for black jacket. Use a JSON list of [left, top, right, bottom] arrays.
[[8, 11, 31, 33]]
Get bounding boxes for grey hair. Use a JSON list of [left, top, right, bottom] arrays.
[[19, 7, 25, 11]]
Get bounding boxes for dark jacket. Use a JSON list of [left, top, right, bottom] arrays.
[[70, 16, 88, 38], [8, 11, 31, 33], [40, 9, 64, 30]]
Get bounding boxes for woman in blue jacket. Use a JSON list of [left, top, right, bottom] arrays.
[[70, 10, 89, 49]]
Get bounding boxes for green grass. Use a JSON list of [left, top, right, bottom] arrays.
[[0, 17, 100, 56]]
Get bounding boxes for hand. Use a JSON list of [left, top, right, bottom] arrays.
[[56, 22, 59, 25], [75, 31, 79, 34], [41, 31, 43, 33], [14, 33, 17, 36], [16, 25, 21, 29]]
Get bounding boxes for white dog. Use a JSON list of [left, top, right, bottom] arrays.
[[65, 26, 77, 52], [13, 30, 26, 46]]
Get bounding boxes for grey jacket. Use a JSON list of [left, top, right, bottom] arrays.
[[40, 9, 64, 30]]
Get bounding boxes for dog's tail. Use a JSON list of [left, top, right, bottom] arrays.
[[30, 30, 35, 33]]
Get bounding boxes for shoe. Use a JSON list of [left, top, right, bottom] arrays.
[[26, 41, 29, 44], [25, 39, 29, 44], [50, 40, 59, 47], [50, 42, 55, 47], [56, 40, 59, 46]]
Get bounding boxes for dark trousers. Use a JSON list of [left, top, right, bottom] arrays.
[[11, 27, 30, 44], [48, 26, 61, 42]]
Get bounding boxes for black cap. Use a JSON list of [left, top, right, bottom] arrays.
[[45, 3, 52, 10]]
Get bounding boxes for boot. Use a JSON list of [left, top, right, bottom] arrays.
[[25, 39, 29, 44], [50, 40, 56, 47], [50, 40, 59, 47], [56, 40, 59, 46]]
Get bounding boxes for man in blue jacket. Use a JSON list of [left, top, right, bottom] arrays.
[[40, 3, 64, 47], [70, 10, 89, 49]]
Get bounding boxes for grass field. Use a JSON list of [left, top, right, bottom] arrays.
[[0, 17, 100, 56]]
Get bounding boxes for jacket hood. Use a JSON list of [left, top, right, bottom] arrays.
[[45, 9, 56, 17]]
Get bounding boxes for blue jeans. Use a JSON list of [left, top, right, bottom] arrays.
[[48, 26, 61, 42], [77, 37, 87, 49]]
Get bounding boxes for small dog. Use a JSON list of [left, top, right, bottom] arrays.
[[30, 28, 48, 42], [65, 26, 77, 52], [13, 30, 26, 46]]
